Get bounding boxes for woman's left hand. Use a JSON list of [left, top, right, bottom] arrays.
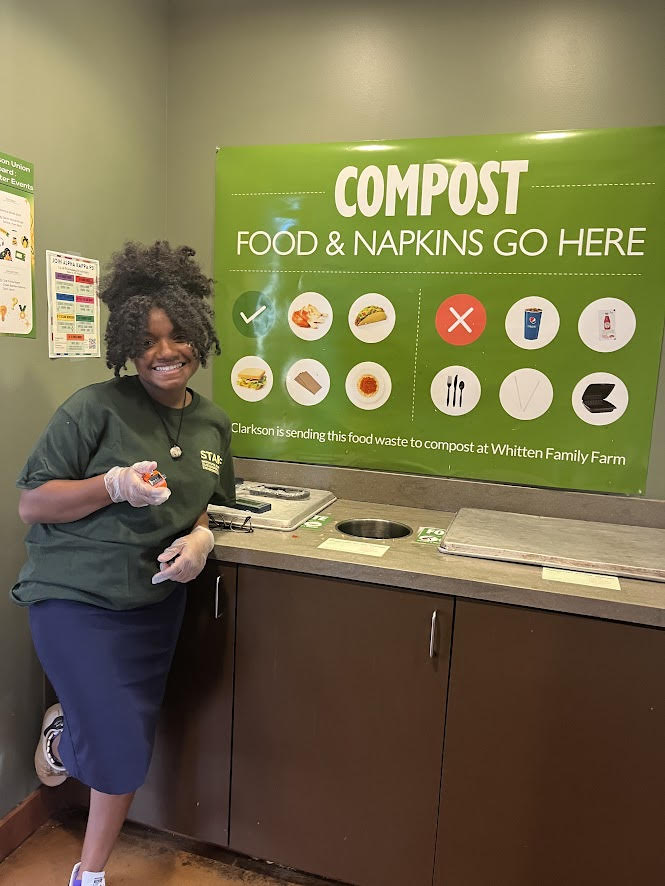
[[152, 526, 215, 584]]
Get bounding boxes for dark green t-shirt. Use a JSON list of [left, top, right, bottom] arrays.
[[12, 375, 235, 610]]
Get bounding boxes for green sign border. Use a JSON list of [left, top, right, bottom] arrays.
[[214, 127, 665, 495]]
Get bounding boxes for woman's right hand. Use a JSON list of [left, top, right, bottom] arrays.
[[104, 460, 171, 508]]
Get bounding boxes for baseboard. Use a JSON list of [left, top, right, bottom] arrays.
[[0, 787, 61, 863], [0, 779, 90, 864]]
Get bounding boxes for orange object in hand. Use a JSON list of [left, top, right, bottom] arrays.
[[143, 469, 168, 488]]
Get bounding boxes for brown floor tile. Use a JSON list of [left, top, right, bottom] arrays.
[[0, 813, 342, 885]]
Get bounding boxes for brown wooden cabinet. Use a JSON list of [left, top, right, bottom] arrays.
[[129, 562, 236, 846], [121, 561, 665, 886], [434, 599, 665, 886], [229, 566, 453, 886]]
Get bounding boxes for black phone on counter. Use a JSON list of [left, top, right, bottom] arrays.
[[228, 497, 271, 514]]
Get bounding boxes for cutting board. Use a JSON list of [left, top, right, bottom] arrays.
[[440, 508, 665, 582]]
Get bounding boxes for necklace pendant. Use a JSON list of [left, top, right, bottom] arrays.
[[170, 445, 183, 459]]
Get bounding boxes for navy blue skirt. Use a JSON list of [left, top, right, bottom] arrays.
[[29, 588, 186, 794]]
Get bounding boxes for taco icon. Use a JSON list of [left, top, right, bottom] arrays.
[[354, 305, 387, 326]]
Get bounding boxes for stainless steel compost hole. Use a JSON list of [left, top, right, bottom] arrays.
[[336, 519, 412, 540]]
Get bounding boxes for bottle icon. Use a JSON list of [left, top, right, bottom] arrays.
[[598, 309, 616, 341]]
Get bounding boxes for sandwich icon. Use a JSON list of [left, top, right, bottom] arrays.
[[354, 305, 387, 326], [237, 367, 267, 390]]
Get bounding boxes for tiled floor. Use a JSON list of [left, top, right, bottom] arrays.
[[0, 812, 342, 886]]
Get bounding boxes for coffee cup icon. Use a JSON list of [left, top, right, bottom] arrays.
[[524, 307, 542, 340]]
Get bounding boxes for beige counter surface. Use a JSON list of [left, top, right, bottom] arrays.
[[210, 499, 665, 629]]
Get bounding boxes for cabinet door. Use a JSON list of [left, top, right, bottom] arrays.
[[231, 566, 453, 886], [130, 562, 236, 846], [434, 600, 665, 886]]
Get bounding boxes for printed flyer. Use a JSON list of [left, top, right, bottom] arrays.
[[0, 150, 35, 337], [214, 127, 665, 494], [46, 251, 101, 358]]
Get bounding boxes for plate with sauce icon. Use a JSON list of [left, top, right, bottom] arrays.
[[345, 361, 392, 410]]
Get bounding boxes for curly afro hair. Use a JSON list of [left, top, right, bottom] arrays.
[[99, 241, 221, 376]]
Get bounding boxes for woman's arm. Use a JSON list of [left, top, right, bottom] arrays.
[[193, 510, 209, 531], [18, 476, 112, 525], [152, 511, 215, 584], [19, 460, 172, 525]]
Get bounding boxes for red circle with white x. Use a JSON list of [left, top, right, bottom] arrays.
[[435, 294, 487, 345]]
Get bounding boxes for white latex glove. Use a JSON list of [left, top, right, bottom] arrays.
[[104, 460, 171, 508], [151, 525, 215, 584]]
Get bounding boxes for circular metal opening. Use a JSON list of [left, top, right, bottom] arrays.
[[336, 519, 412, 540]]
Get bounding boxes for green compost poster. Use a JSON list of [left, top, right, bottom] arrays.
[[0, 150, 35, 337], [214, 127, 665, 494]]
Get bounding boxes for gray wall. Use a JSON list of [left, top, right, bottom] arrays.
[[1, 0, 664, 824], [165, 0, 665, 498], [0, 0, 167, 819]]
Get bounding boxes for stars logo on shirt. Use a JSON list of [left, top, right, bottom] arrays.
[[200, 449, 222, 475]]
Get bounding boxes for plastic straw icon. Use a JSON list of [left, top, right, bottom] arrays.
[[522, 379, 541, 413], [513, 374, 523, 411]]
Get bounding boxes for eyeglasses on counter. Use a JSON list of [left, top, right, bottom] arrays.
[[208, 514, 254, 533]]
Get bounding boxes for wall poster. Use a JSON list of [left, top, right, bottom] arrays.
[[214, 127, 665, 494], [0, 150, 34, 337], [46, 251, 101, 358]]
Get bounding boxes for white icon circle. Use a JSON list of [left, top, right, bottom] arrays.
[[578, 298, 636, 352], [345, 361, 392, 410], [285, 359, 330, 406], [288, 292, 333, 340], [348, 293, 396, 343], [571, 372, 628, 425], [430, 366, 481, 416], [499, 369, 553, 420], [505, 296, 560, 350], [230, 355, 273, 402]]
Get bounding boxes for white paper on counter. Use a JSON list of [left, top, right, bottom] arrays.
[[318, 537, 389, 558], [542, 567, 621, 590]]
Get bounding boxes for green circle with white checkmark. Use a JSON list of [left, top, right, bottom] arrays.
[[232, 291, 276, 339]]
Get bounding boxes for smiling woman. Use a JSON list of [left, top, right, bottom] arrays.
[[133, 308, 198, 409], [11, 241, 235, 886], [103, 241, 220, 387]]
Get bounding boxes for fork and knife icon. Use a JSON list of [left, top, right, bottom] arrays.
[[446, 374, 465, 408]]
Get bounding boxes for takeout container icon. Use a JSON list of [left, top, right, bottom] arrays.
[[582, 382, 616, 413]]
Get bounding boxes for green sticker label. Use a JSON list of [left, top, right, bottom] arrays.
[[300, 514, 332, 530], [415, 526, 447, 545]]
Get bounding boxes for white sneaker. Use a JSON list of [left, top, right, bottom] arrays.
[[35, 703, 68, 787], [68, 863, 106, 886]]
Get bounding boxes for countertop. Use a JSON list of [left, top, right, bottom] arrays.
[[210, 499, 665, 629]]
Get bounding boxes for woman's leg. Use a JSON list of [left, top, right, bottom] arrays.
[[30, 593, 187, 876], [80, 789, 135, 873], [52, 730, 134, 874]]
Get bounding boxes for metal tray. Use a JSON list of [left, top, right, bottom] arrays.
[[208, 482, 336, 531], [439, 508, 665, 583]]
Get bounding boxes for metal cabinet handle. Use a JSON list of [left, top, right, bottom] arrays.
[[214, 574, 223, 620], [429, 611, 438, 658]]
